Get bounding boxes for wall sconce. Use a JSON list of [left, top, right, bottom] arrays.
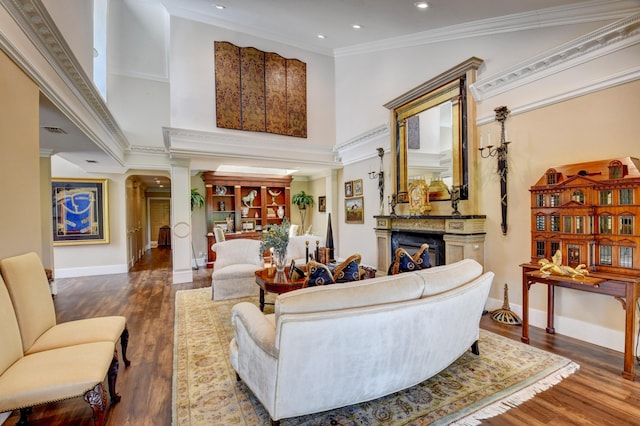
[[479, 106, 511, 235], [368, 147, 385, 213]]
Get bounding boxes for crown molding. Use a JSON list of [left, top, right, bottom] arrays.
[[334, 0, 639, 57], [0, 0, 130, 158], [471, 13, 640, 101], [335, 124, 390, 166]]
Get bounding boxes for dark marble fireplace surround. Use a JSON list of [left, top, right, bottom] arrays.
[[391, 231, 444, 267]]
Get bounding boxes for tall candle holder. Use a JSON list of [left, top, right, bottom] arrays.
[[479, 106, 511, 235]]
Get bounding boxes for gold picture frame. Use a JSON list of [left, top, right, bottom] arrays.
[[345, 181, 353, 197], [353, 179, 363, 196], [52, 178, 109, 245], [345, 197, 364, 224]]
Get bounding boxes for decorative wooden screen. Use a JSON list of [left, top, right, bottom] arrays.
[[214, 41, 307, 138]]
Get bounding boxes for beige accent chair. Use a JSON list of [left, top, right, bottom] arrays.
[[286, 235, 325, 266], [0, 252, 129, 364], [213, 226, 226, 243], [211, 239, 263, 300], [0, 274, 119, 426]]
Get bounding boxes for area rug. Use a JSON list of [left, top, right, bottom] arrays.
[[172, 287, 579, 425]]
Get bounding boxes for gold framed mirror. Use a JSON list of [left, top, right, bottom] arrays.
[[385, 57, 483, 208]]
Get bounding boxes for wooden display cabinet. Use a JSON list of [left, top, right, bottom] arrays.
[[202, 172, 292, 267]]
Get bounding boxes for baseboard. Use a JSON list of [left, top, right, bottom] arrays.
[[485, 296, 625, 353], [55, 263, 128, 278], [172, 269, 193, 284]]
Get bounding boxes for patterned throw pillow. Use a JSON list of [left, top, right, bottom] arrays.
[[303, 261, 335, 287], [412, 243, 432, 269], [390, 248, 420, 275], [333, 254, 362, 283]]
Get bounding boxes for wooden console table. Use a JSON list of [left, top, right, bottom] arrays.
[[520, 263, 640, 380]]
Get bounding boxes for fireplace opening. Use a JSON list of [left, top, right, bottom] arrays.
[[391, 231, 445, 267]]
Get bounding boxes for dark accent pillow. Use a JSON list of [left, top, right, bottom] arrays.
[[390, 248, 420, 275], [333, 254, 362, 283], [303, 261, 335, 287], [412, 243, 432, 269]]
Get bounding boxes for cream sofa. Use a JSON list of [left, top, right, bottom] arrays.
[[286, 235, 325, 265], [230, 259, 493, 425], [211, 239, 263, 300]]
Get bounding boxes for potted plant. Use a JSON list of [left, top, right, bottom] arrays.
[[191, 188, 205, 211], [291, 191, 315, 234]]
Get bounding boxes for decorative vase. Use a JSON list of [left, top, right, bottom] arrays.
[[277, 205, 285, 219], [272, 249, 287, 275]]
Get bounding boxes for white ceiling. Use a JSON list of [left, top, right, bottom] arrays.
[[39, 0, 603, 186]]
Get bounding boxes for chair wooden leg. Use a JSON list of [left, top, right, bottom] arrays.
[[17, 407, 32, 425], [120, 327, 131, 367], [108, 351, 121, 404], [83, 383, 107, 426], [471, 340, 480, 355], [236, 372, 241, 382]]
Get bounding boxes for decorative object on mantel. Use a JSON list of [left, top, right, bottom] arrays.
[[490, 284, 522, 325], [479, 105, 511, 235], [214, 41, 307, 138], [407, 179, 431, 216], [450, 186, 462, 216], [388, 193, 398, 216], [368, 147, 385, 214]]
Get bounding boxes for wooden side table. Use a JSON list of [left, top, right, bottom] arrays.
[[255, 267, 306, 312]]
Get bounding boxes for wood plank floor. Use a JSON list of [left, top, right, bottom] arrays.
[[5, 248, 640, 425]]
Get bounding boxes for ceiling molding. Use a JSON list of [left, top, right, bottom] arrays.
[[335, 124, 390, 166], [334, 0, 640, 57], [1, 0, 130, 158], [471, 13, 640, 101]]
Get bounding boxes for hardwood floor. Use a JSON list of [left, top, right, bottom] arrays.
[[5, 249, 640, 425]]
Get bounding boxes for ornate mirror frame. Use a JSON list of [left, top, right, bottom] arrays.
[[384, 57, 483, 213]]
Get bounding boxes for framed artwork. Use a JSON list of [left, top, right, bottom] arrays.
[[353, 179, 363, 196], [242, 220, 256, 231], [52, 178, 109, 245], [344, 181, 353, 198], [345, 197, 364, 224], [318, 196, 326, 212]]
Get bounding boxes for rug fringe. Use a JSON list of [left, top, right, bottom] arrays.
[[451, 361, 580, 425]]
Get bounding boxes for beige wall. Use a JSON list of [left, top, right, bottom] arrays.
[[0, 50, 42, 260]]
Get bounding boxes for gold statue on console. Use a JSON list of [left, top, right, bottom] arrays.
[[539, 250, 589, 279]]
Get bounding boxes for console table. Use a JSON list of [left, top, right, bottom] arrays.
[[520, 263, 640, 380]]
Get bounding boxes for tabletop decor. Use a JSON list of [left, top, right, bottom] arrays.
[[261, 219, 290, 274]]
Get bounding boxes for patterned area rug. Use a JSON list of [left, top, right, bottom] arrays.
[[172, 287, 578, 425]]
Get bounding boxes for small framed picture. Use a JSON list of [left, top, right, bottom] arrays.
[[214, 221, 228, 232], [318, 196, 326, 212], [345, 196, 364, 224], [242, 220, 255, 231], [353, 179, 363, 196], [344, 181, 353, 198]]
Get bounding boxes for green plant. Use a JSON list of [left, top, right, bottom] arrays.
[[291, 191, 314, 232], [191, 188, 205, 211]]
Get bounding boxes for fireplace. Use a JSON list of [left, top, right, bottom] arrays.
[[391, 231, 445, 267]]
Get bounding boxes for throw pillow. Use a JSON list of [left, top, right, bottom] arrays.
[[303, 261, 335, 287], [412, 243, 432, 269], [390, 248, 420, 275], [333, 254, 362, 283]]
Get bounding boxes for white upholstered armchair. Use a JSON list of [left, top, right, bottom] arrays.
[[211, 239, 263, 300]]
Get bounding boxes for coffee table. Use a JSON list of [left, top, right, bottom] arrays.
[[255, 267, 306, 312]]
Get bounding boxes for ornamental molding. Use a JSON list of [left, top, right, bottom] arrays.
[[471, 13, 640, 102], [335, 124, 390, 166], [1, 0, 130, 154]]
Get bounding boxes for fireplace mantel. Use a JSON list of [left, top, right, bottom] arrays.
[[374, 215, 486, 273]]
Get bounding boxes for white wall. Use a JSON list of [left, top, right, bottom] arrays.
[[168, 17, 336, 148], [334, 16, 640, 351], [51, 156, 129, 277]]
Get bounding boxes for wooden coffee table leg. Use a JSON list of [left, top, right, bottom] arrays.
[[259, 288, 265, 312]]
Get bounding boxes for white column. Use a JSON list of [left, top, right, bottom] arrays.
[[170, 161, 193, 284]]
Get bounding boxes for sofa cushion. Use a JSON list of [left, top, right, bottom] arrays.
[[390, 248, 420, 275], [333, 254, 361, 283], [212, 239, 262, 270], [303, 261, 335, 287], [412, 244, 432, 269], [276, 272, 425, 322], [417, 258, 483, 297]]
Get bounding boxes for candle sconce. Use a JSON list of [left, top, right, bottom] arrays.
[[368, 147, 385, 214], [479, 106, 511, 235]]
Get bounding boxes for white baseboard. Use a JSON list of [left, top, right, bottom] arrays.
[[172, 269, 193, 284], [485, 296, 625, 353], [55, 263, 128, 278]]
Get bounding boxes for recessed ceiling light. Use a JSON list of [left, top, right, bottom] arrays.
[[414, 2, 429, 9], [317, 34, 326, 39], [352, 24, 361, 29], [214, 4, 225, 10]]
